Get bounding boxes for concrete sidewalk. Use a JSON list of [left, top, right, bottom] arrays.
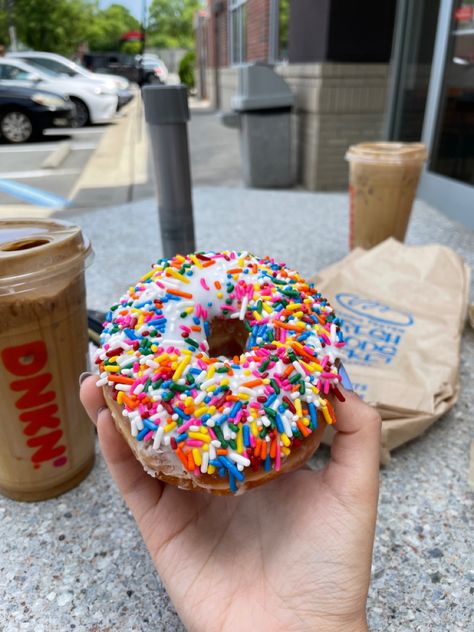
[[188, 105, 243, 188], [65, 190, 474, 309]]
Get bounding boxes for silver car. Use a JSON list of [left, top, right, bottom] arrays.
[[0, 58, 118, 127]]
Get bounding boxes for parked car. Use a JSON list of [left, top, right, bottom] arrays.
[[135, 54, 169, 84], [9, 51, 134, 110], [83, 53, 167, 86], [0, 58, 118, 127], [0, 84, 75, 143]]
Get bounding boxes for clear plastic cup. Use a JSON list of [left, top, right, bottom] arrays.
[[345, 142, 427, 249], [0, 219, 95, 501]]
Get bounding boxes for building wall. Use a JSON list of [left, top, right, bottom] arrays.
[[206, 0, 270, 68], [207, 3, 229, 68], [146, 48, 187, 73], [205, 66, 238, 111], [289, 0, 396, 63], [202, 2, 392, 191], [246, 0, 271, 61], [205, 62, 390, 190], [278, 63, 391, 190]]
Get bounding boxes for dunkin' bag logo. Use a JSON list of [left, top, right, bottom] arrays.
[[335, 293, 415, 368], [2, 341, 68, 468]]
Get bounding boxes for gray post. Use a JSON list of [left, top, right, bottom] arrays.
[[142, 85, 196, 258]]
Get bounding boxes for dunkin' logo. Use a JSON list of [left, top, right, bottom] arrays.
[[2, 341, 67, 468]]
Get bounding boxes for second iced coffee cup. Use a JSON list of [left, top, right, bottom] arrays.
[[0, 219, 95, 501], [345, 142, 427, 249]]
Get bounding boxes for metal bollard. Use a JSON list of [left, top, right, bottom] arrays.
[[142, 85, 196, 259]]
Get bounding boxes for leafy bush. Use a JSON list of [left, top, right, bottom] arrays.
[[179, 51, 195, 90], [121, 41, 142, 55]]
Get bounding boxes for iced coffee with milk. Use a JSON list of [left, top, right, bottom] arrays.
[[0, 219, 95, 501], [345, 142, 427, 249]]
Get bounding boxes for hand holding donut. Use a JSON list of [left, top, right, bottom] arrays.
[[80, 378, 381, 632]]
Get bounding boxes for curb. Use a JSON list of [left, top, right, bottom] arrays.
[[69, 93, 148, 207]]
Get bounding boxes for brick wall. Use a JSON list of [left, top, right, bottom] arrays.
[[207, 2, 229, 68], [206, 0, 270, 68], [246, 0, 270, 62]]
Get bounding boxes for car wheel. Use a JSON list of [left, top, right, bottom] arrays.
[[0, 111, 34, 143], [71, 98, 90, 127]]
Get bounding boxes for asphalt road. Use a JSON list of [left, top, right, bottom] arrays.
[[0, 125, 107, 207]]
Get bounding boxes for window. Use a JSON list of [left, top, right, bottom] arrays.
[[0, 64, 30, 80], [229, 0, 247, 65], [269, 0, 289, 62], [23, 57, 76, 77]]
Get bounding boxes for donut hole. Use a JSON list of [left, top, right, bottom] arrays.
[[207, 317, 249, 359]]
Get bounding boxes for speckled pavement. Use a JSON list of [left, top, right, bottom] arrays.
[[1, 189, 472, 631]]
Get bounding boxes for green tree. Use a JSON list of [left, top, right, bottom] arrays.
[[0, 9, 8, 48], [87, 3, 141, 52], [0, 1, 140, 55], [147, 0, 200, 49], [2, 0, 93, 56]]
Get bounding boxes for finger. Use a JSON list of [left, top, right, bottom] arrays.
[[324, 388, 381, 493], [79, 374, 108, 425], [80, 376, 164, 524]]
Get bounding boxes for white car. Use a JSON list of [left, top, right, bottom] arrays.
[[0, 58, 117, 127], [9, 51, 130, 92]]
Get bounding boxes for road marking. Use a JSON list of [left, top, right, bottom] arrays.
[[42, 141, 71, 169], [44, 127, 108, 136], [0, 142, 96, 153], [0, 168, 79, 179], [0, 179, 70, 208]]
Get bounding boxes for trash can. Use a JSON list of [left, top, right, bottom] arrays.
[[221, 63, 295, 188]]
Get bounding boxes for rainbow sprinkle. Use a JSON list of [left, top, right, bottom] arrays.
[[95, 251, 345, 493]]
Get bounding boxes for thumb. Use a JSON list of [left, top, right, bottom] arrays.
[[79, 375, 164, 524], [323, 388, 381, 499]]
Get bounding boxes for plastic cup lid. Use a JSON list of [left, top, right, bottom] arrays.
[[345, 142, 427, 164], [0, 218, 92, 294]]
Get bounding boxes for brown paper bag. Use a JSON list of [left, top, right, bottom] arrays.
[[314, 238, 470, 463]]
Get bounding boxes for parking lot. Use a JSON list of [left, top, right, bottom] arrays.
[[0, 92, 244, 219], [0, 125, 104, 207], [0, 94, 152, 216]]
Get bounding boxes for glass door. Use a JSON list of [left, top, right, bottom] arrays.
[[418, 0, 474, 227], [387, 0, 441, 142]]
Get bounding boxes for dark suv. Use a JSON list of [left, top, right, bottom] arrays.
[[83, 53, 164, 86]]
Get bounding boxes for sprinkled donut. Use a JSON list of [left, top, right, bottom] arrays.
[[95, 251, 345, 495]]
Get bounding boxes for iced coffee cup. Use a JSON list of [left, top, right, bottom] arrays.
[[345, 142, 427, 249], [0, 219, 95, 501]]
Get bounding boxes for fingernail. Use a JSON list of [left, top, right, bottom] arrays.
[[339, 363, 354, 391], [79, 371, 94, 386]]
